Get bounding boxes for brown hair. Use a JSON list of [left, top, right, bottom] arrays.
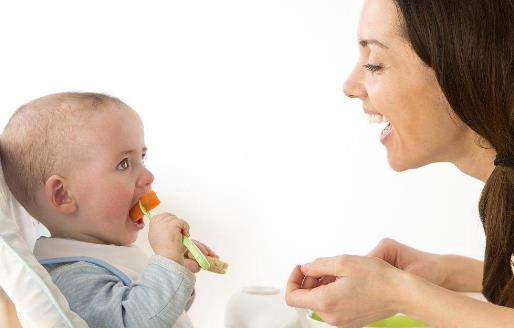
[[0, 92, 126, 209], [393, 0, 514, 305]]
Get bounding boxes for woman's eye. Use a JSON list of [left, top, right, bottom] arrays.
[[117, 158, 130, 170], [363, 63, 382, 73]]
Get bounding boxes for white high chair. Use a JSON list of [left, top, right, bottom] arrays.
[[0, 161, 87, 327]]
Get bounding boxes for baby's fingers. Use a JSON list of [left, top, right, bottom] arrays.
[[184, 259, 201, 273], [172, 218, 190, 236], [192, 239, 218, 257], [151, 212, 179, 221], [151, 213, 191, 237]]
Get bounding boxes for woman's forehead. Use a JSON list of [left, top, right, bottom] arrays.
[[357, 0, 402, 49]]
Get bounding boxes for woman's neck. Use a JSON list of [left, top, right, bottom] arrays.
[[451, 137, 496, 183]]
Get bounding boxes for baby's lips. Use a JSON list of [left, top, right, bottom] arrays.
[[129, 190, 161, 221]]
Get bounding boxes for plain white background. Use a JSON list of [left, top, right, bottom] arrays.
[[0, 1, 486, 327]]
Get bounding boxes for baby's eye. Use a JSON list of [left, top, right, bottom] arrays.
[[363, 63, 382, 73], [117, 158, 130, 170]]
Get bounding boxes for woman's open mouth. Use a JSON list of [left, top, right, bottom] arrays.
[[366, 113, 392, 144]]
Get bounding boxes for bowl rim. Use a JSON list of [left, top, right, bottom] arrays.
[[305, 311, 331, 326], [305, 311, 432, 328]]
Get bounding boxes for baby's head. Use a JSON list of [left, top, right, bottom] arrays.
[[0, 92, 154, 245]]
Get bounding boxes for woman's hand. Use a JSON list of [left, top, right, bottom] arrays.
[[367, 238, 448, 286], [368, 238, 483, 291], [286, 255, 408, 328]]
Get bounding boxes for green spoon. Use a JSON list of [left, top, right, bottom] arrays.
[[139, 201, 211, 270]]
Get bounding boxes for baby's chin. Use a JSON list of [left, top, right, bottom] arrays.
[[122, 232, 139, 246], [106, 232, 138, 246]]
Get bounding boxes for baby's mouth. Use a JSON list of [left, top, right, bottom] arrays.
[[129, 200, 145, 227], [134, 217, 145, 229]]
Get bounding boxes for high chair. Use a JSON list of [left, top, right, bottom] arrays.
[[0, 161, 87, 327]]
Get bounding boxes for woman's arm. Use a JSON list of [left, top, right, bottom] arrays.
[[402, 273, 514, 328], [286, 254, 510, 327], [439, 255, 483, 292], [368, 239, 483, 292]]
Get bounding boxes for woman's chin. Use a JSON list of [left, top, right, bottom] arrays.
[[387, 155, 410, 172], [388, 155, 430, 172], [387, 153, 424, 172]]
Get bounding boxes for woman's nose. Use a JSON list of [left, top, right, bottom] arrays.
[[137, 167, 154, 188], [343, 66, 366, 99]]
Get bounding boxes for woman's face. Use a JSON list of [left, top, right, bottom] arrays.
[[343, 0, 473, 171]]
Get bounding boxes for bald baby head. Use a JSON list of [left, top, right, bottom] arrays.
[[0, 92, 129, 210]]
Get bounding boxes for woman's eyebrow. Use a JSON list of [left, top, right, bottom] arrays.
[[359, 39, 388, 49]]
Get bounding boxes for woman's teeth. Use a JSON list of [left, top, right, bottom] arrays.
[[366, 113, 389, 124]]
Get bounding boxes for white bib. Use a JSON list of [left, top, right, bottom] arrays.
[[34, 237, 194, 328]]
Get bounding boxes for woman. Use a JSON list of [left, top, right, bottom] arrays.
[[0, 290, 21, 328], [285, 0, 514, 327]]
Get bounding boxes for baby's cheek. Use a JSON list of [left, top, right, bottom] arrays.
[[104, 200, 130, 220], [92, 193, 131, 222]]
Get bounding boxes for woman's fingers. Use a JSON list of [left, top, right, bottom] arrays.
[[319, 275, 337, 286], [301, 255, 356, 278], [286, 255, 369, 309], [286, 255, 404, 327], [367, 238, 399, 258], [302, 276, 320, 289], [286, 265, 336, 309], [286, 265, 305, 294], [286, 281, 335, 309], [286, 256, 352, 308]]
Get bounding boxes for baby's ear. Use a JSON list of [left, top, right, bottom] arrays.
[[44, 175, 77, 214]]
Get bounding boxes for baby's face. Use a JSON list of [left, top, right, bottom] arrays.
[[65, 105, 153, 245]]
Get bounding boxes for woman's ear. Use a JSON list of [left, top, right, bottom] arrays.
[[44, 175, 77, 214]]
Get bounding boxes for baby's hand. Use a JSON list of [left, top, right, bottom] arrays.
[[148, 213, 188, 265], [184, 240, 219, 273]]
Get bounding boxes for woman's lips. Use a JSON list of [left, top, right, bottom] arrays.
[[380, 122, 393, 144]]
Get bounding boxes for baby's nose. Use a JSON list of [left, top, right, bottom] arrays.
[[138, 168, 154, 188]]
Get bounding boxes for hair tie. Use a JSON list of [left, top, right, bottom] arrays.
[[494, 155, 514, 167]]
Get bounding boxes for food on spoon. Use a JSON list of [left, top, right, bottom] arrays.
[[129, 190, 160, 221]]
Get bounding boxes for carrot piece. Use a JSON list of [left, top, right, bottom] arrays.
[[129, 190, 160, 221]]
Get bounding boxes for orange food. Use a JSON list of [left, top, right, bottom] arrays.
[[129, 190, 160, 221]]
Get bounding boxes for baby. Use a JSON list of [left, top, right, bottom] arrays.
[[0, 92, 218, 328]]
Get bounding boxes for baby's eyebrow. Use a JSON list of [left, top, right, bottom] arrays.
[[118, 146, 147, 156]]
